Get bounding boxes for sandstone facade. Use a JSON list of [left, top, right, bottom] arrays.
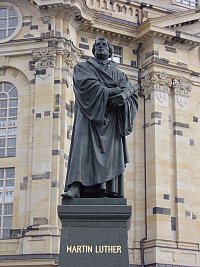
[[0, 0, 200, 266]]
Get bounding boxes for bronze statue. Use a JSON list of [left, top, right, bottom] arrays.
[[61, 37, 138, 198]]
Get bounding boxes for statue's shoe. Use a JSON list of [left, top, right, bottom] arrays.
[[61, 186, 80, 198]]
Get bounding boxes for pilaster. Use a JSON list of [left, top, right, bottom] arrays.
[[142, 71, 172, 242], [29, 46, 56, 235], [171, 76, 195, 245]]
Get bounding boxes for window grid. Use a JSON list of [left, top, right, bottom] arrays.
[[0, 82, 18, 158], [112, 45, 123, 64], [0, 7, 18, 40], [176, 0, 198, 6], [0, 168, 14, 239]]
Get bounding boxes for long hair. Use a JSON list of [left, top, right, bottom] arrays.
[[92, 37, 113, 58]]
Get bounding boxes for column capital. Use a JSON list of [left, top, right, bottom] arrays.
[[172, 77, 192, 96], [142, 72, 172, 105], [142, 72, 172, 94], [172, 76, 192, 107], [32, 47, 57, 69], [142, 72, 192, 107]]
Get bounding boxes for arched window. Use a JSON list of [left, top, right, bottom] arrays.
[[129, 7, 133, 16], [122, 6, 127, 14], [0, 4, 22, 43], [116, 4, 120, 12], [110, 2, 114, 11], [103, 0, 107, 9], [96, 0, 100, 8], [0, 82, 18, 158], [0, 167, 14, 239]]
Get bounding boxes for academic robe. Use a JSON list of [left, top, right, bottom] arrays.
[[64, 58, 138, 197]]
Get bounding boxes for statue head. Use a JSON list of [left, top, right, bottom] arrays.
[[92, 37, 113, 60]]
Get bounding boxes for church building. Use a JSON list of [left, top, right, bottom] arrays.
[[0, 0, 200, 266]]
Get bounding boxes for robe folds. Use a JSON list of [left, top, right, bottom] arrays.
[[65, 58, 138, 196]]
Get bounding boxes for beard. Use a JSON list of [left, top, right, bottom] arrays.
[[95, 50, 109, 60]]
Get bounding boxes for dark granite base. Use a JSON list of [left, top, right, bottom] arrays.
[[143, 265, 195, 267], [129, 264, 195, 267], [58, 198, 131, 267]]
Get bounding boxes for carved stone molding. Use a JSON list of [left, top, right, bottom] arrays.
[[64, 51, 80, 70], [142, 72, 192, 107], [172, 77, 191, 96], [172, 77, 192, 107], [42, 16, 51, 24], [142, 72, 172, 104], [33, 47, 56, 69]]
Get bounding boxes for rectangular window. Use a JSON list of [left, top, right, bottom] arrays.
[[112, 46, 123, 64], [0, 119, 7, 127], [80, 36, 88, 43], [4, 204, 13, 215], [0, 148, 5, 157], [0, 30, 6, 39], [0, 9, 7, 17], [0, 169, 3, 178], [7, 127, 16, 136], [3, 216, 12, 228], [5, 180, 14, 187], [4, 191, 14, 202], [0, 100, 7, 108], [7, 148, 16, 157], [0, 129, 6, 136], [7, 138, 16, 147], [0, 109, 7, 117], [8, 29, 15, 35], [0, 168, 14, 239], [9, 108, 17, 117], [8, 118, 17, 127], [8, 18, 17, 28], [0, 19, 7, 29], [0, 138, 5, 147], [6, 168, 15, 178], [79, 43, 89, 50], [2, 229, 10, 239], [9, 99, 18, 108], [9, 9, 16, 17]]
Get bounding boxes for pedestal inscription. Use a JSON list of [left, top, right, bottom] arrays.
[[58, 198, 132, 267]]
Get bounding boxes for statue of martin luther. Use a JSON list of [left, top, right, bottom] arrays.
[[61, 37, 138, 198]]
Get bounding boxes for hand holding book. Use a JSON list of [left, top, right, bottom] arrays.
[[108, 86, 137, 108]]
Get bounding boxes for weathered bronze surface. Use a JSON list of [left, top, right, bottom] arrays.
[[62, 37, 138, 198]]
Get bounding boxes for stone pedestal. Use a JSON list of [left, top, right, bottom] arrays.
[[57, 198, 132, 267]]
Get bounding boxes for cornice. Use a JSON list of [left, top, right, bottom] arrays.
[[141, 61, 192, 77], [0, 37, 80, 59], [137, 22, 200, 49], [78, 19, 137, 44], [148, 8, 200, 27], [26, 1, 200, 48], [27, 0, 139, 43], [29, 0, 95, 22]]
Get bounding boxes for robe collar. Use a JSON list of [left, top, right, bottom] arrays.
[[87, 58, 117, 74], [87, 58, 118, 82], [94, 58, 110, 65]]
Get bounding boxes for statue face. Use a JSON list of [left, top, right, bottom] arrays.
[[94, 39, 109, 60]]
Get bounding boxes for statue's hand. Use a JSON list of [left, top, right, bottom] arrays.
[[109, 87, 123, 97], [108, 94, 125, 108]]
